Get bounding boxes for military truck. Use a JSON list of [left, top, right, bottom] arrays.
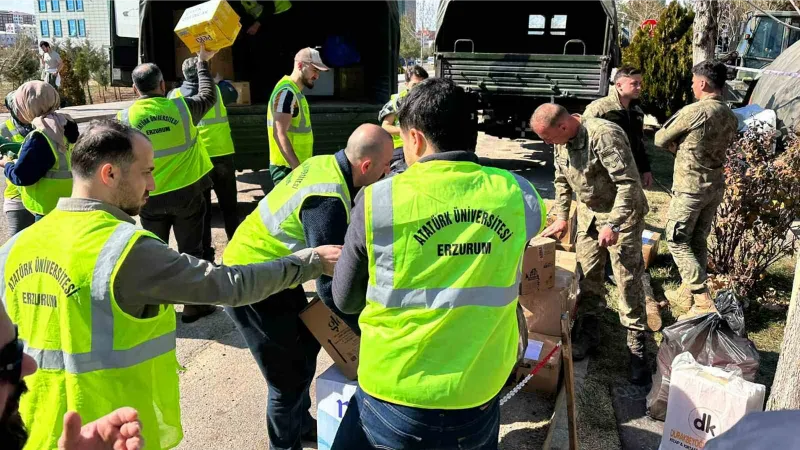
[[434, 0, 621, 137], [108, 0, 400, 171], [725, 11, 800, 106]]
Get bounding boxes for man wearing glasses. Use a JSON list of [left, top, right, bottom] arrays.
[[267, 47, 330, 185]]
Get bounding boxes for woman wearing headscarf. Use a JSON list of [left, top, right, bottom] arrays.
[[0, 81, 78, 220], [1, 90, 35, 235]]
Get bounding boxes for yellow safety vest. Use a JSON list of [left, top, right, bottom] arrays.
[[0, 207, 182, 450], [18, 130, 72, 215], [224, 154, 349, 266], [267, 76, 313, 168], [169, 86, 235, 158], [241, 0, 291, 19], [118, 97, 212, 196], [1, 118, 26, 201], [389, 89, 408, 149], [360, 160, 545, 409]]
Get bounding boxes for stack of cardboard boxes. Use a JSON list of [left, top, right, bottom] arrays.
[[515, 237, 578, 393]]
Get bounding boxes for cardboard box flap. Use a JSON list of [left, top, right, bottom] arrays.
[[300, 298, 360, 380]]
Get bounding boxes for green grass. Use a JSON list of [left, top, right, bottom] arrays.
[[574, 135, 793, 445]]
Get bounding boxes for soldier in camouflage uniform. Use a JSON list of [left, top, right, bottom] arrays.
[[655, 61, 738, 319], [532, 103, 651, 384]]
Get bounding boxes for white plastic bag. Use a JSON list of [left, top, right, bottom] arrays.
[[659, 352, 766, 450]]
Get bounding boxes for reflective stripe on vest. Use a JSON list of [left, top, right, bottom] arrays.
[[8, 223, 175, 373], [119, 99, 196, 158], [19, 131, 73, 215], [1, 119, 22, 141], [266, 94, 312, 133], [169, 87, 229, 127], [366, 173, 543, 309]]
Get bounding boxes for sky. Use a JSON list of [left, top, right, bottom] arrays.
[[6, 0, 34, 14]]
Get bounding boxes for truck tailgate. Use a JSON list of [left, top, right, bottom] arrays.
[[437, 52, 609, 100]]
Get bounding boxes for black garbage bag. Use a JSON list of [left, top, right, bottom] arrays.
[[646, 290, 760, 421]]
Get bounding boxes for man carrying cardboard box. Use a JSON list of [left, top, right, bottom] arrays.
[[532, 103, 653, 385], [331, 78, 546, 449], [222, 124, 393, 450]]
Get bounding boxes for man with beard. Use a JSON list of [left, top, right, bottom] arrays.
[[0, 301, 144, 450], [0, 120, 341, 449], [267, 47, 329, 185]]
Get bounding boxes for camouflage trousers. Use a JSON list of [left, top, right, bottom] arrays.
[[666, 190, 724, 293], [576, 220, 646, 331]]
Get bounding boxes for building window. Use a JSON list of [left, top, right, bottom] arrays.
[[40, 20, 49, 37], [51, 0, 59, 12], [551, 15, 567, 36], [66, 0, 74, 11], [76, 0, 84, 11], [53, 19, 62, 37], [38, 0, 47, 12], [68, 19, 76, 37], [77, 19, 86, 37], [528, 15, 545, 36]]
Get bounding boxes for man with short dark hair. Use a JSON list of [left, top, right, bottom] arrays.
[[533, 103, 651, 384], [38, 41, 62, 90], [331, 79, 545, 449], [169, 57, 240, 262], [0, 119, 340, 450], [118, 44, 218, 322], [584, 66, 652, 188], [378, 64, 429, 173], [655, 60, 738, 318]]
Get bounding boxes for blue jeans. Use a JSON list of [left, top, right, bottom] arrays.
[[224, 285, 320, 450], [331, 387, 501, 450]]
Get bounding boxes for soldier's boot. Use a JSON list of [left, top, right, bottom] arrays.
[[665, 284, 693, 310], [645, 295, 663, 332], [678, 290, 717, 321], [572, 315, 600, 361], [627, 330, 651, 386]]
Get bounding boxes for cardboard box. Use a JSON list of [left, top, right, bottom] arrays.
[[520, 251, 578, 336], [316, 364, 358, 450], [642, 230, 661, 269], [174, 10, 236, 81], [545, 200, 578, 251], [174, 0, 241, 53], [338, 66, 365, 99], [514, 332, 562, 394], [661, 352, 765, 450], [299, 298, 360, 380], [229, 81, 250, 105], [519, 237, 556, 295]]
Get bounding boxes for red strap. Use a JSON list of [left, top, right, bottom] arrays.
[[528, 343, 562, 376]]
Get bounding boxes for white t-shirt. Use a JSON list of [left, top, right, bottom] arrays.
[[42, 50, 61, 73]]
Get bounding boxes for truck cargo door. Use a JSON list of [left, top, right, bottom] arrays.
[[110, 0, 140, 87]]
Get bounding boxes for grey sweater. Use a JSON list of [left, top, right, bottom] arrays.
[[57, 198, 323, 318]]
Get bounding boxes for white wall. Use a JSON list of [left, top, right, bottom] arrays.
[[34, 0, 109, 50]]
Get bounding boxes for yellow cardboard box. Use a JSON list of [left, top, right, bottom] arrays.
[[174, 0, 241, 53]]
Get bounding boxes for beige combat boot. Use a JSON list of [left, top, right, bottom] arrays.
[[678, 290, 718, 321], [665, 284, 693, 310], [645, 295, 663, 332]]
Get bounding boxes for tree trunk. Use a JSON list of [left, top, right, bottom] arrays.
[[766, 254, 800, 410], [692, 0, 719, 65]]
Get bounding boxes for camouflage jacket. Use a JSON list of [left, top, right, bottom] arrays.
[[654, 94, 738, 194], [554, 118, 649, 232], [583, 88, 651, 174]]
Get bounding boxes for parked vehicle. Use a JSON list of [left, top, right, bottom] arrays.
[[434, 0, 620, 137], [109, 0, 400, 171]]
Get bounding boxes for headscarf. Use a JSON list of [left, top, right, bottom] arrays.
[[13, 81, 69, 153]]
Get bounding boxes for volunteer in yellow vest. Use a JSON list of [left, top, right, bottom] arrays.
[[331, 79, 546, 449], [169, 57, 240, 262], [0, 81, 77, 221], [224, 124, 393, 450], [267, 47, 329, 185], [1, 90, 36, 235], [379, 64, 429, 174], [0, 119, 339, 450], [0, 299, 145, 450], [117, 44, 217, 323], [230, 1, 292, 103]]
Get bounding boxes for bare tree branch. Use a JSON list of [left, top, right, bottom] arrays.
[[744, 0, 800, 30]]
